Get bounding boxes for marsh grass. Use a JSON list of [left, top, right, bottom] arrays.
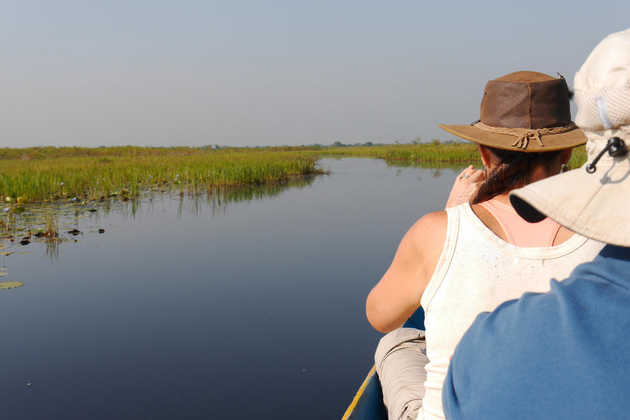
[[319, 143, 588, 169], [0, 144, 587, 205], [319, 143, 481, 166], [0, 147, 323, 203], [567, 147, 588, 168]]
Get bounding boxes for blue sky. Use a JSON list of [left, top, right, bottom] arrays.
[[2, 1, 629, 147]]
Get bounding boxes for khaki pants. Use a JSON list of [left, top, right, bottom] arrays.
[[375, 328, 427, 420]]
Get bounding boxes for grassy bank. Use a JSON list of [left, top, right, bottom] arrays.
[[0, 144, 587, 204], [0, 147, 323, 203], [319, 143, 587, 169], [319, 143, 480, 167]]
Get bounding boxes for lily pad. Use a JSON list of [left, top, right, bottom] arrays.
[[0, 281, 24, 290]]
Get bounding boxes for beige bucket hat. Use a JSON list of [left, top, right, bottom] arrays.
[[439, 71, 586, 152], [510, 28, 630, 247]]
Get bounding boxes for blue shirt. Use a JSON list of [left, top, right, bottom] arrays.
[[443, 245, 630, 420]]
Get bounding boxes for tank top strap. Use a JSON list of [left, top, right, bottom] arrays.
[[479, 199, 561, 247]]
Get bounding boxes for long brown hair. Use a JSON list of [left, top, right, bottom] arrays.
[[472, 146, 564, 204]]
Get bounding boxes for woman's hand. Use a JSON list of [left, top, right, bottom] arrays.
[[445, 165, 485, 208]]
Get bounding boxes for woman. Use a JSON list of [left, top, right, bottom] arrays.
[[366, 71, 604, 420]]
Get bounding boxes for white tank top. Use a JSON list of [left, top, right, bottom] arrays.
[[416, 203, 604, 420]]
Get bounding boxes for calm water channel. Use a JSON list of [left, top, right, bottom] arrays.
[[1, 158, 458, 420]]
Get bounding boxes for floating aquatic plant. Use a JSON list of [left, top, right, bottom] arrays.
[[0, 281, 24, 290]]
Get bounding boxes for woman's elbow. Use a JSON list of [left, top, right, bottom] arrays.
[[367, 313, 392, 333], [366, 295, 396, 333]]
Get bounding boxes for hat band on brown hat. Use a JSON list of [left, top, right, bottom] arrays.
[[473, 121, 578, 150]]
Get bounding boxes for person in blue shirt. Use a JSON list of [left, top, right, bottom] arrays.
[[443, 28, 630, 420]]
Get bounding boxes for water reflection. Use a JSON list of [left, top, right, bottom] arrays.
[[0, 254, 7, 277], [394, 166, 454, 179], [385, 159, 468, 170], [176, 175, 317, 218], [0, 175, 317, 263]]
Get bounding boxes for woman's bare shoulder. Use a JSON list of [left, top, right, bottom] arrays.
[[407, 210, 448, 249], [407, 210, 448, 276]]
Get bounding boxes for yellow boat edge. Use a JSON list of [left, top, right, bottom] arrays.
[[341, 365, 377, 420]]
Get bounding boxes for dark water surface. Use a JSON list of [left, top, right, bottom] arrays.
[[1, 159, 458, 420]]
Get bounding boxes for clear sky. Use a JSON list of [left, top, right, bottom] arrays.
[[2, 1, 629, 148]]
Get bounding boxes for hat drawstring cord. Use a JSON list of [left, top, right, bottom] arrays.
[[585, 137, 628, 173]]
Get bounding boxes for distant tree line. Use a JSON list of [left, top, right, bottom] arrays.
[[199, 137, 462, 150], [326, 138, 460, 147]]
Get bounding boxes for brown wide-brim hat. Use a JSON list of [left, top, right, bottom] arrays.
[[439, 71, 587, 152]]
